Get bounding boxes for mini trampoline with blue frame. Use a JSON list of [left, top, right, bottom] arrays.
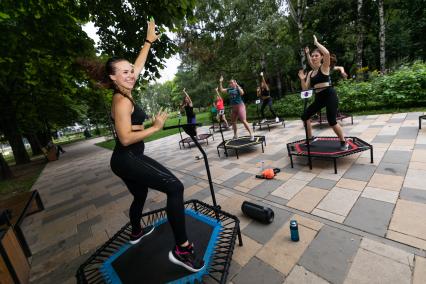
[[76, 123, 242, 284]]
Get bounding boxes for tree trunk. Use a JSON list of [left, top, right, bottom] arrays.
[[286, 0, 307, 69], [378, 0, 386, 73], [0, 93, 30, 164], [25, 133, 42, 156], [356, 0, 363, 70], [0, 153, 13, 180]]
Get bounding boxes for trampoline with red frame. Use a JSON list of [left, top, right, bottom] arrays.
[[287, 136, 373, 174]]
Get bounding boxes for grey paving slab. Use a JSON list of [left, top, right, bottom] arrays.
[[222, 172, 253, 188], [415, 144, 426, 149], [389, 118, 405, 123], [369, 125, 384, 128], [371, 135, 395, 143], [105, 180, 126, 189], [396, 127, 419, 139], [343, 164, 377, 181], [298, 225, 361, 284], [76, 215, 102, 234], [400, 187, 426, 204], [344, 197, 395, 236], [223, 162, 240, 170], [381, 150, 412, 164], [308, 177, 337, 190], [31, 249, 95, 284], [232, 257, 285, 284], [376, 162, 408, 176], [264, 194, 289, 205], [406, 112, 423, 119], [42, 200, 93, 224], [242, 204, 292, 244], [248, 179, 286, 198]]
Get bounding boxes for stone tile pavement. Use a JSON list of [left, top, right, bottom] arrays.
[[23, 112, 426, 283]]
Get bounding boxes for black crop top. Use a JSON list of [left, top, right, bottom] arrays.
[[110, 94, 148, 125], [184, 105, 195, 119], [310, 67, 330, 86], [131, 104, 148, 125]]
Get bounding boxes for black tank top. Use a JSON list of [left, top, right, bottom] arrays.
[[184, 105, 195, 118], [261, 89, 271, 100], [112, 94, 148, 153], [310, 67, 330, 86]]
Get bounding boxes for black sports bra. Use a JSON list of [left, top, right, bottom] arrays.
[[310, 67, 330, 86], [111, 94, 148, 125]]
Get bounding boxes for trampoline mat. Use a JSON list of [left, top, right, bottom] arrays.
[[257, 119, 283, 125], [224, 136, 263, 147], [295, 138, 358, 155], [101, 209, 221, 284]]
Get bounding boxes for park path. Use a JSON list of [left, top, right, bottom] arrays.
[[23, 112, 426, 283]]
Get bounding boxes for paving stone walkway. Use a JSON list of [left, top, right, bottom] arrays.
[[23, 112, 426, 283]]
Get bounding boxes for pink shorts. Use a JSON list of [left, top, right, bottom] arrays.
[[231, 103, 246, 122]]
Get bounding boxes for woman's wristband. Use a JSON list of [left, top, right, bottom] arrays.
[[145, 39, 153, 45]]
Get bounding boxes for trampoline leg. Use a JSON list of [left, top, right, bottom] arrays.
[[351, 115, 354, 125], [334, 159, 337, 174], [420, 117, 422, 129], [236, 149, 239, 159], [217, 148, 220, 157], [289, 154, 294, 168], [237, 224, 243, 246], [261, 143, 264, 153], [370, 146, 374, 163]]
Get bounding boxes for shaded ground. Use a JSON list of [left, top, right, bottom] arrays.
[[0, 157, 46, 199], [23, 112, 426, 284]]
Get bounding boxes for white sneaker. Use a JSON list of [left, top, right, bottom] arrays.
[[261, 119, 267, 123], [250, 135, 255, 141], [233, 135, 238, 140], [275, 117, 280, 122]]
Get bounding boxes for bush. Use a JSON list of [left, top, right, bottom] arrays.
[[336, 61, 426, 111]]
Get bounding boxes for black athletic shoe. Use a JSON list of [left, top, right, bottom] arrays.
[[304, 136, 318, 145], [339, 141, 349, 151], [129, 225, 154, 245], [168, 243, 205, 273]]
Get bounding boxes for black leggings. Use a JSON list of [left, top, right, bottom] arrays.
[[301, 88, 339, 126], [110, 146, 187, 245], [261, 98, 277, 119]]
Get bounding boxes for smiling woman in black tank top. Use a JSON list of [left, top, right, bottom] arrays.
[[298, 35, 348, 151], [80, 19, 204, 273]]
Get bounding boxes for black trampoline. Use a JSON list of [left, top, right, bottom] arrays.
[[76, 124, 243, 284], [252, 99, 285, 132], [419, 115, 426, 129], [176, 121, 213, 149], [209, 121, 231, 133], [217, 131, 266, 159], [287, 136, 373, 174], [286, 90, 373, 174], [311, 111, 353, 126], [252, 119, 285, 132]]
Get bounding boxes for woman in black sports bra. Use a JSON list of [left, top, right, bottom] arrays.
[[82, 19, 204, 273], [298, 35, 348, 151]]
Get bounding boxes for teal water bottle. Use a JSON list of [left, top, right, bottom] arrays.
[[290, 220, 299, 242]]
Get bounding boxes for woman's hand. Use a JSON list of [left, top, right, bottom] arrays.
[[260, 71, 264, 77], [304, 46, 310, 54], [215, 87, 219, 93], [146, 19, 159, 43], [298, 70, 307, 81], [152, 110, 168, 130], [313, 35, 319, 46], [219, 75, 223, 82]]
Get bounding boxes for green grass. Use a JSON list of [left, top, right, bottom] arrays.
[[0, 158, 46, 199]]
